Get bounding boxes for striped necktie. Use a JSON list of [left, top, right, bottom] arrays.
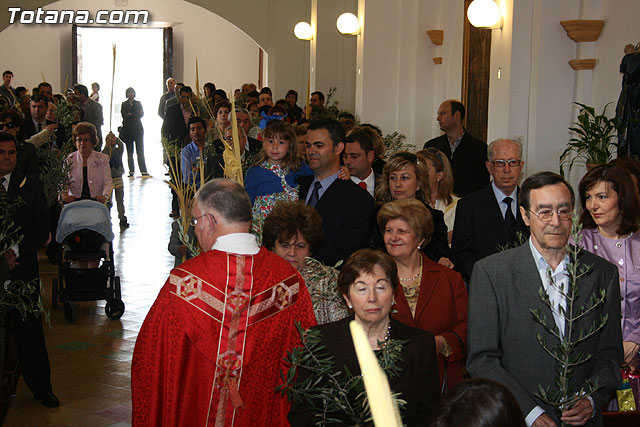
[[0, 177, 8, 203]]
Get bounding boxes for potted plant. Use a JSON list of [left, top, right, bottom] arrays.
[[560, 102, 621, 177]]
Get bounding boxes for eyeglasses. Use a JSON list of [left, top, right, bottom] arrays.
[[491, 159, 522, 168], [0, 122, 16, 130], [190, 212, 216, 226], [75, 137, 93, 143], [529, 208, 573, 223]]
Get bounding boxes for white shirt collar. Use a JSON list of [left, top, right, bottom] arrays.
[[350, 169, 375, 196], [211, 233, 260, 255]]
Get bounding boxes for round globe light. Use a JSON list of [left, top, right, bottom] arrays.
[[294, 22, 313, 40], [467, 0, 500, 29], [336, 12, 359, 35]]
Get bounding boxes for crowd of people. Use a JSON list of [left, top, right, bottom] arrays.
[[0, 68, 637, 426]]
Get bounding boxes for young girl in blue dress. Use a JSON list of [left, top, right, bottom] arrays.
[[245, 120, 312, 240]]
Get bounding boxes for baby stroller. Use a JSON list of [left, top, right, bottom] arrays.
[[53, 200, 124, 323]]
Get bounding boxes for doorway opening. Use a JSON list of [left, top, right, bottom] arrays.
[[74, 26, 167, 176]]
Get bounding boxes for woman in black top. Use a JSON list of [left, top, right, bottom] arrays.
[[119, 87, 148, 177]]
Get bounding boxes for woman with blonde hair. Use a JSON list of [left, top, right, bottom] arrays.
[[417, 148, 459, 245], [373, 151, 452, 267]]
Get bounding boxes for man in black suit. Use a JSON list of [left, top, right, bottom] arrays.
[[422, 99, 489, 197], [235, 108, 261, 153], [343, 126, 380, 198], [299, 119, 374, 266], [24, 94, 49, 138], [0, 132, 58, 407], [162, 86, 194, 217], [451, 138, 529, 281], [162, 85, 193, 148]]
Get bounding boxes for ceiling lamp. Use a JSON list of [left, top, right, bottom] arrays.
[[294, 22, 313, 40], [467, 0, 502, 29], [336, 12, 360, 35]]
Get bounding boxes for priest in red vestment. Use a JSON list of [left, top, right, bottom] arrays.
[[131, 179, 317, 426]]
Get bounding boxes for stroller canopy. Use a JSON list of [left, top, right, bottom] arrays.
[[56, 200, 115, 243]]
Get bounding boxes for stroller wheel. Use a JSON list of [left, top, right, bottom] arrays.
[[64, 302, 76, 324], [105, 299, 125, 320], [52, 278, 59, 309]]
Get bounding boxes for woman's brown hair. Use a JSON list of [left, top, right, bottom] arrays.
[[578, 164, 640, 235]]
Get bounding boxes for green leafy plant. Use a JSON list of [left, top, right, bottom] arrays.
[[560, 102, 621, 177], [383, 132, 414, 160], [278, 322, 406, 426], [530, 213, 607, 425]]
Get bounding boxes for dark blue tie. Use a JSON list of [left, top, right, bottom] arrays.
[[307, 181, 322, 208]]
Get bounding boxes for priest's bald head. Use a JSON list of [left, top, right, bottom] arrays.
[[192, 178, 252, 251]]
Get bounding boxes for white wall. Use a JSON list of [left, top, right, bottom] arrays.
[[356, 0, 465, 146], [486, 0, 638, 187]]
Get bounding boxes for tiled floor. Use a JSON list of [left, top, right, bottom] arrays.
[[5, 173, 175, 426]]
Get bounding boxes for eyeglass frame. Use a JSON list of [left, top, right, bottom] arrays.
[[490, 159, 522, 168], [190, 212, 217, 227], [528, 207, 573, 223]]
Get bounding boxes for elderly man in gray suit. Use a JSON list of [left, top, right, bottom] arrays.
[[467, 172, 622, 427]]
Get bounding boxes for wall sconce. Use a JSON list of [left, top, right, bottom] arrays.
[[336, 12, 360, 35], [467, 0, 503, 30], [294, 22, 313, 40]]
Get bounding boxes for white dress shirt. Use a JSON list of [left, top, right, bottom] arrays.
[[350, 169, 375, 198]]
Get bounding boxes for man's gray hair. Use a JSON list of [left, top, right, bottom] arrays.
[[235, 107, 250, 116], [224, 124, 247, 137], [487, 138, 523, 161], [195, 179, 252, 224]]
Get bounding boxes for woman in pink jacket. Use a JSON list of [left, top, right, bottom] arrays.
[[63, 122, 112, 204]]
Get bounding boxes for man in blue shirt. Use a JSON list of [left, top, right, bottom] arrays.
[[181, 117, 208, 187]]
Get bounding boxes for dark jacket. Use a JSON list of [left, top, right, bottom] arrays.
[[161, 103, 190, 147], [7, 172, 50, 282], [289, 317, 441, 426], [451, 184, 529, 280], [120, 99, 144, 134], [299, 176, 374, 267], [423, 132, 490, 197]]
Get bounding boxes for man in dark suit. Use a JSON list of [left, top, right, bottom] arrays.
[[208, 125, 259, 180], [0, 132, 58, 407], [74, 84, 104, 149], [162, 85, 193, 148], [234, 108, 261, 153], [24, 94, 49, 138], [163, 86, 194, 217], [422, 99, 489, 197], [343, 125, 380, 198], [451, 138, 529, 281], [467, 172, 622, 426], [299, 119, 374, 266]]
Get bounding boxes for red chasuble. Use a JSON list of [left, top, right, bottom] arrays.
[[131, 247, 317, 426]]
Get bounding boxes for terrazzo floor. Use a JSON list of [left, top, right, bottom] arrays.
[[5, 173, 175, 426]]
